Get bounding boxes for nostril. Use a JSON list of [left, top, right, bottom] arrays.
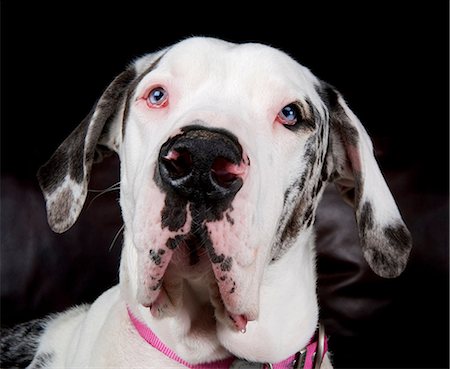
[[211, 157, 245, 189], [162, 149, 193, 179]]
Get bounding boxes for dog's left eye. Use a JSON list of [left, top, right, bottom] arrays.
[[146, 87, 168, 108], [276, 104, 300, 126]]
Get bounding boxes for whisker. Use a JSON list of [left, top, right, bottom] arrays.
[[87, 182, 121, 209], [89, 182, 121, 193], [197, 247, 209, 258], [109, 224, 125, 252]]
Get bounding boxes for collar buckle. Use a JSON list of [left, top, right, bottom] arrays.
[[313, 323, 326, 369], [293, 349, 307, 369], [293, 323, 327, 369]]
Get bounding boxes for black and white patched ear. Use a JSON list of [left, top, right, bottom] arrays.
[[37, 67, 137, 233], [321, 83, 412, 278]]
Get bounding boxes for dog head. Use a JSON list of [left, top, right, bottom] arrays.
[[38, 36, 411, 349]]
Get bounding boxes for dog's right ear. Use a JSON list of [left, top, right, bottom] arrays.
[[37, 67, 136, 233]]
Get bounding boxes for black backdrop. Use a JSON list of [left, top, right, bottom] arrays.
[[2, 3, 448, 186], [1, 2, 448, 369]]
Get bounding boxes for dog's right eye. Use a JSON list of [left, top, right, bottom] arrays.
[[146, 87, 169, 108], [276, 103, 300, 126]]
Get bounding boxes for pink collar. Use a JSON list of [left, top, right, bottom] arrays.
[[127, 307, 327, 369]]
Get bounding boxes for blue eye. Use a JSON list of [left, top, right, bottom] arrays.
[[277, 104, 299, 126], [147, 87, 168, 108]]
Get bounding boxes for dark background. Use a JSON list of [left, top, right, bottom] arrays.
[[1, 2, 448, 369]]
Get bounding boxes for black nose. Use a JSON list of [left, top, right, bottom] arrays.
[[158, 126, 247, 202]]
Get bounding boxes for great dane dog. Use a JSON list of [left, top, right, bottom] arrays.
[[1, 37, 412, 368]]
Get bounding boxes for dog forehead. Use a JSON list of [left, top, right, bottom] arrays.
[[164, 37, 292, 70], [135, 37, 320, 100]]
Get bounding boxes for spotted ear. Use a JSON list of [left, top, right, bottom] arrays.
[[37, 67, 136, 233], [322, 84, 412, 278]]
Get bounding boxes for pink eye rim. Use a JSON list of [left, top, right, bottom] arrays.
[[276, 103, 300, 126], [146, 86, 169, 108]]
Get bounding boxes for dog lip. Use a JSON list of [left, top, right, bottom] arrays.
[[209, 276, 257, 332], [228, 312, 249, 332]]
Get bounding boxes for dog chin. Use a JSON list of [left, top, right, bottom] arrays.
[[138, 258, 257, 334]]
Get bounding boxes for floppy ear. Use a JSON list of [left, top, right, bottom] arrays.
[[322, 83, 412, 278], [37, 67, 136, 233]]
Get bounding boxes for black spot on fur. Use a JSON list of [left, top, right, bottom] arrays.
[[160, 194, 188, 232], [0, 318, 48, 368], [184, 233, 200, 266], [229, 280, 236, 294], [320, 156, 331, 182], [36, 147, 70, 195], [275, 197, 316, 259], [313, 180, 324, 197], [280, 201, 303, 245], [353, 173, 363, 206], [166, 235, 185, 250], [29, 352, 54, 369], [221, 256, 233, 272], [151, 279, 163, 291], [383, 224, 412, 253], [368, 248, 390, 270], [336, 119, 359, 147], [203, 202, 236, 223], [316, 82, 335, 109], [318, 124, 332, 183], [226, 213, 235, 225], [304, 139, 317, 168], [361, 221, 412, 278], [149, 248, 166, 265], [304, 204, 314, 224], [70, 118, 91, 184], [306, 214, 314, 228], [338, 171, 363, 207], [317, 81, 359, 146], [206, 243, 225, 264], [199, 224, 225, 264], [359, 201, 374, 233]]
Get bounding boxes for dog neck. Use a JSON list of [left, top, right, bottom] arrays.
[[126, 306, 328, 369], [119, 229, 319, 364]]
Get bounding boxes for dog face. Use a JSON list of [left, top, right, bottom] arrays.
[[118, 38, 333, 328], [37, 37, 411, 335]]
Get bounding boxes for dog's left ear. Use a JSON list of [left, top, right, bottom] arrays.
[[37, 67, 136, 233], [321, 83, 412, 278]]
